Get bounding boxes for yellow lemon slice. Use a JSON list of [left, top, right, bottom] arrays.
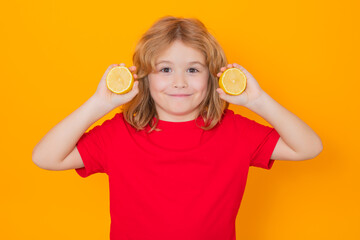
[[218, 68, 247, 95], [106, 66, 134, 94]]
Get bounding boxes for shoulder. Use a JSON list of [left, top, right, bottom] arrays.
[[101, 112, 123, 126], [221, 109, 251, 125], [216, 109, 244, 132], [89, 112, 125, 134], [220, 109, 270, 133]]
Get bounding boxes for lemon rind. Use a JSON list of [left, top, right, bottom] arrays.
[[106, 66, 134, 94], [219, 68, 247, 95]]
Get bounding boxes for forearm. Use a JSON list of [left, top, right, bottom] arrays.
[[246, 92, 323, 156], [32, 96, 113, 167]]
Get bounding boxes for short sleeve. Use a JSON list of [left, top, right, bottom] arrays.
[[235, 114, 280, 170], [75, 118, 114, 178]]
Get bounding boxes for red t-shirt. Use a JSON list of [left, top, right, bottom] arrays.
[[75, 109, 280, 240]]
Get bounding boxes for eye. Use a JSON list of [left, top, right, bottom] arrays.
[[188, 68, 199, 73], [160, 67, 171, 73]]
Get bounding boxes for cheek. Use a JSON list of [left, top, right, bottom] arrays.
[[148, 75, 168, 95], [193, 75, 209, 93]]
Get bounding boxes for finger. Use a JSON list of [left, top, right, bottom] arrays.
[[216, 88, 224, 94], [220, 66, 226, 71], [216, 88, 232, 102], [129, 81, 140, 96], [104, 64, 117, 75], [217, 72, 222, 77], [108, 64, 117, 69], [132, 81, 139, 91], [216, 88, 234, 103], [133, 74, 138, 79], [120, 63, 126, 66], [233, 63, 248, 73], [227, 64, 233, 69], [129, 66, 136, 72], [119, 81, 139, 100]]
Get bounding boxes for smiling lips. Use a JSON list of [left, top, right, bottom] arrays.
[[168, 94, 192, 97]]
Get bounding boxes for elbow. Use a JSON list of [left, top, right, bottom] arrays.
[[311, 143, 323, 159], [32, 154, 54, 170], [32, 147, 63, 171], [32, 146, 47, 169], [32, 148, 43, 169], [314, 136, 323, 157], [301, 137, 323, 160], [318, 139, 324, 154]]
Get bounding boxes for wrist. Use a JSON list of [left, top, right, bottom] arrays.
[[88, 95, 115, 115], [244, 91, 271, 112]]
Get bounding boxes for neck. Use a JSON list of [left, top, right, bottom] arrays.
[[156, 112, 199, 122]]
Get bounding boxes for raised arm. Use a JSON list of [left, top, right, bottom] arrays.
[[32, 63, 139, 170], [245, 92, 323, 160], [216, 63, 323, 161]]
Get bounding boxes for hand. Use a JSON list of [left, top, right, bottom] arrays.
[[92, 63, 139, 109], [216, 63, 266, 108]]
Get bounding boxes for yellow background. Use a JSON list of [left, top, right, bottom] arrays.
[[1, 0, 359, 239]]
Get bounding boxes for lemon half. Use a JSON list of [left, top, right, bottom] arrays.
[[219, 68, 247, 95], [106, 66, 134, 94]]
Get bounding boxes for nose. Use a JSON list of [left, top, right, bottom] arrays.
[[173, 72, 188, 88]]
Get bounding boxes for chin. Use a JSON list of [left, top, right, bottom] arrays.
[[163, 107, 198, 119]]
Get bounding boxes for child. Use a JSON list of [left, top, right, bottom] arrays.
[[32, 16, 323, 240]]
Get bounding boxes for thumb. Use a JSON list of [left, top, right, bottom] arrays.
[[216, 88, 232, 102], [131, 80, 140, 95], [119, 81, 140, 102]]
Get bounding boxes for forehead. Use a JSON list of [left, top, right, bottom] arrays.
[[155, 60, 206, 68], [155, 40, 206, 65]]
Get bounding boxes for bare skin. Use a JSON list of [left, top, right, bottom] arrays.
[[32, 63, 140, 170], [216, 63, 323, 161]]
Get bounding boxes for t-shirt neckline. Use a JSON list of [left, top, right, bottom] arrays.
[[153, 116, 205, 129]]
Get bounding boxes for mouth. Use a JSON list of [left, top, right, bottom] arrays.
[[167, 94, 192, 97]]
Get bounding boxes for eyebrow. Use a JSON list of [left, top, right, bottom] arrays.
[[155, 60, 206, 67]]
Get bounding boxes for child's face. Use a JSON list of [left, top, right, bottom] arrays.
[[148, 40, 209, 122]]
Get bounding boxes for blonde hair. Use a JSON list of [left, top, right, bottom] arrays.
[[121, 15, 229, 132]]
